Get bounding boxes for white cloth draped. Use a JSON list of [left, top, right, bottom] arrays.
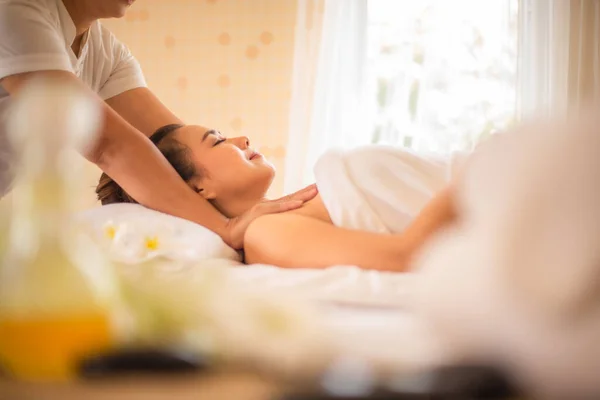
[[314, 145, 457, 233]]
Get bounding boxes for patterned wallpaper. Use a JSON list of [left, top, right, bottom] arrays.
[[77, 0, 298, 209]]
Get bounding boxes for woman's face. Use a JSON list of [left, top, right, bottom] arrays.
[[173, 125, 275, 216]]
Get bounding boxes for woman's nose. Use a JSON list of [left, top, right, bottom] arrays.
[[235, 136, 250, 149]]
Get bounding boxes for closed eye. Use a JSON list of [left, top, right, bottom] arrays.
[[213, 138, 226, 146]]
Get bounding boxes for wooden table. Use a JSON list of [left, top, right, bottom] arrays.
[[0, 370, 284, 400]]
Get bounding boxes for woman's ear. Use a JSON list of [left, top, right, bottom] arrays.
[[198, 188, 217, 200], [190, 179, 217, 200]]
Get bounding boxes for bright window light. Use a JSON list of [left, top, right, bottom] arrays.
[[367, 0, 519, 153]]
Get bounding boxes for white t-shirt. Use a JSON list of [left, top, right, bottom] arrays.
[[0, 0, 147, 196]]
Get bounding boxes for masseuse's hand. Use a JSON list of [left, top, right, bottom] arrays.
[[224, 184, 318, 249]]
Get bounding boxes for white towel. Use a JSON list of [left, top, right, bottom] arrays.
[[314, 145, 455, 233]]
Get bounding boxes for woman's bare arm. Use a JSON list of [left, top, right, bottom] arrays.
[[396, 185, 458, 262], [244, 185, 458, 271], [244, 213, 409, 271]]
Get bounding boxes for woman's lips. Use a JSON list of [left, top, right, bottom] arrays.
[[249, 152, 262, 160]]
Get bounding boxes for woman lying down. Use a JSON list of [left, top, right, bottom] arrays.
[[96, 124, 462, 272]]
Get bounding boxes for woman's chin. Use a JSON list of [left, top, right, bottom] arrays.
[[257, 167, 276, 197], [258, 158, 276, 179], [266, 165, 276, 184]]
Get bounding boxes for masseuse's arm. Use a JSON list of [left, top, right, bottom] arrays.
[[2, 70, 227, 228], [1, 71, 313, 248], [104, 87, 185, 137]]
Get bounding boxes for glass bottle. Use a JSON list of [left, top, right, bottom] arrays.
[[0, 77, 119, 380]]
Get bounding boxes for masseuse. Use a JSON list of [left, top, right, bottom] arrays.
[[0, 0, 316, 248]]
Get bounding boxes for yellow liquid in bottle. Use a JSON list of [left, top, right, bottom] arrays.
[[0, 313, 112, 381]]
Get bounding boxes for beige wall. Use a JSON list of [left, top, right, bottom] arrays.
[[77, 0, 298, 209]]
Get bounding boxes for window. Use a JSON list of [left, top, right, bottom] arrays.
[[367, 0, 519, 153]]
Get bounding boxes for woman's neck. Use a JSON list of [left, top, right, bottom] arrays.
[[214, 196, 268, 219], [61, 0, 95, 37]]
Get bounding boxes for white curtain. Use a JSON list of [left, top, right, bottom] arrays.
[[517, 0, 600, 118], [517, 0, 571, 117], [284, 0, 600, 192], [567, 0, 600, 109], [284, 0, 369, 192]]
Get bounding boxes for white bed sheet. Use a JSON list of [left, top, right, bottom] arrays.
[[221, 262, 435, 375], [223, 261, 416, 307], [211, 261, 434, 377]]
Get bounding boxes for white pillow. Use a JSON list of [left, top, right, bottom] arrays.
[[77, 203, 240, 264]]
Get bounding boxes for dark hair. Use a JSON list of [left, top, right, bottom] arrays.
[[96, 124, 196, 205]]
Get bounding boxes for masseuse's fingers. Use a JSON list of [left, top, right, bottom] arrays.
[[274, 184, 318, 203], [261, 199, 304, 212], [224, 195, 312, 250]]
